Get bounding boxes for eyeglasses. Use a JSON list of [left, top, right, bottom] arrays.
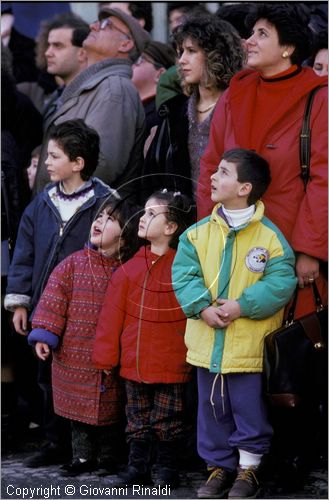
[[134, 54, 163, 69], [98, 18, 131, 39]]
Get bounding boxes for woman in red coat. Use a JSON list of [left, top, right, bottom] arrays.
[[93, 190, 195, 488], [198, 2, 327, 319], [197, 3, 327, 489]]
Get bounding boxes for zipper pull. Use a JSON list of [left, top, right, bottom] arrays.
[[59, 226, 64, 236]]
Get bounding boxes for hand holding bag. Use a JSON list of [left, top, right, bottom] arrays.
[[263, 282, 328, 408]]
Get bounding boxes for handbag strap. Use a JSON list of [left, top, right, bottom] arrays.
[[311, 281, 324, 311], [299, 86, 323, 191], [286, 281, 324, 324]]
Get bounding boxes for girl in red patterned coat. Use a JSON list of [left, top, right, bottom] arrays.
[[27, 198, 142, 477], [93, 190, 195, 488]]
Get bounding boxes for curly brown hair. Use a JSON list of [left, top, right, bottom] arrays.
[[172, 12, 244, 95]]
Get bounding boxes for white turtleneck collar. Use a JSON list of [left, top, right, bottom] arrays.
[[222, 205, 255, 228]]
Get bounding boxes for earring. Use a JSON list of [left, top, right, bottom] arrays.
[[282, 50, 289, 58]]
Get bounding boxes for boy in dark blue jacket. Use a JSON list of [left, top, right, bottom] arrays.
[[5, 119, 118, 466]]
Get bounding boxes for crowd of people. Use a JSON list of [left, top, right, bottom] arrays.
[[1, 2, 328, 498]]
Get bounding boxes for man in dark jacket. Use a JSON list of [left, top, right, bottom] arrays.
[[34, 8, 150, 200], [132, 40, 176, 137]]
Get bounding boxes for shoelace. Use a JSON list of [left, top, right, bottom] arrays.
[[236, 467, 259, 486], [206, 467, 226, 484]]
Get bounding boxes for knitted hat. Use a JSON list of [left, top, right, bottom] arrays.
[[98, 7, 150, 55], [143, 41, 176, 69]]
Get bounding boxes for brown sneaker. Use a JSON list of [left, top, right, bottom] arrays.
[[197, 467, 236, 499], [228, 467, 260, 498]]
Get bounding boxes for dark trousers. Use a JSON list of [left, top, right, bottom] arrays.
[[38, 357, 71, 451], [197, 369, 273, 472]]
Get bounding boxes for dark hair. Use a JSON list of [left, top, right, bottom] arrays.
[[147, 190, 196, 249], [221, 149, 271, 205], [245, 3, 313, 65], [167, 2, 208, 16], [216, 3, 253, 39], [128, 2, 153, 33], [49, 119, 100, 180], [173, 13, 244, 94], [31, 145, 42, 158], [95, 196, 143, 262], [48, 13, 90, 47], [308, 29, 328, 66]]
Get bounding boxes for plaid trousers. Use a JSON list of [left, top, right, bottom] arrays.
[[125, 380, 186, 441]]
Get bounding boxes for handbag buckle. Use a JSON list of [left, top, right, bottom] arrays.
[[314, 341, 325, 350]]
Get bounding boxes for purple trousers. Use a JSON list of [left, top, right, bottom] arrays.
[[197, 368, 273, 471]]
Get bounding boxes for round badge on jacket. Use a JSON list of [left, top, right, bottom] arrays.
[[245, 247, 269, 273]]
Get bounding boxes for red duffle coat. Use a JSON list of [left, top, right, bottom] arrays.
[[92, 246, 192, 384], [31, 247, 125, 426], [197, 67, 328, 317]]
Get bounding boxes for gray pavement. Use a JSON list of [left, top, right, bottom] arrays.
[[1, 449, 327, 500]]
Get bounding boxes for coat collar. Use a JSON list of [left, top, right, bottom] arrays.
[[211, 200, 265, 229], [45, 59, 132, 130], [228, 67, 327, 148]]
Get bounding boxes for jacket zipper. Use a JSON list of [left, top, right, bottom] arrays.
[[37, 192, 97, 300], [136, 255, 162, 382]]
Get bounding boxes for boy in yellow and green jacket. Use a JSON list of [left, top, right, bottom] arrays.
[[172, 148, 297, 499]]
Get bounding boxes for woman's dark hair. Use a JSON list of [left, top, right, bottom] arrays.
[[128, 2, 153, 32], [49, 119, 99, 180], [308, 29, 328, 66], [221, 148, 271, 205], [173, 13, 244, 95], [148, 189, 196, 249], [31, 145, 42, 158], [95, 196, 143, 262], [245, 3, 313, 65], [216, 2, 253, 39]]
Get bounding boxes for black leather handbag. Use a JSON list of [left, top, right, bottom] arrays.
[[263, 85, 328, 408], [263, 282, 328, 407]]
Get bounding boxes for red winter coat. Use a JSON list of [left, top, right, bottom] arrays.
[[93, 246, 191, 384], [197, 67, 328, 317], [31, 248, 125, 426]]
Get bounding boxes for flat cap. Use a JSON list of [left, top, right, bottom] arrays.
[[143, 41, 176, 69], [99, 7, 151, 55]]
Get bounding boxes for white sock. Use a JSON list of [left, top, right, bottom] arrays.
[[238, 449, 262, 469]]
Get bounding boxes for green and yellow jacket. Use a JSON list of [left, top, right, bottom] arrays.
[[172, 201, 297, 374]]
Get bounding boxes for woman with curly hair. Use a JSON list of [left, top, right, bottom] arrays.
[[173, 13, 244, 197], [141, 13, 244, 202]]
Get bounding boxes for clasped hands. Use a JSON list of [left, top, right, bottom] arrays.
[[200, 299, 241, 328]]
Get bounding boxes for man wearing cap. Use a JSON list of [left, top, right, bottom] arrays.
[[34, 7, 150, 198], [132, 40, 176, 138]]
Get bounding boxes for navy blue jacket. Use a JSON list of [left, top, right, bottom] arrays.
[[5, 177, 116, 313]]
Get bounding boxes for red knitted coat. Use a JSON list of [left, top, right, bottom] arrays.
[[93, 246, 192, 384], [32, 247, 125, 426]]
